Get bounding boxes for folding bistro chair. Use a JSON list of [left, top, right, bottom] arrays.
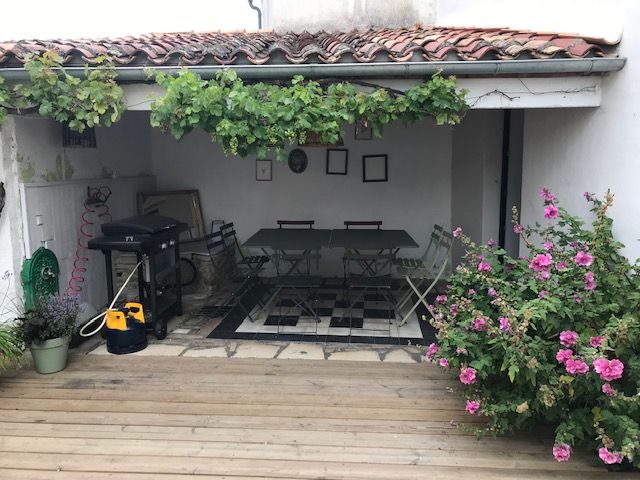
[[342, 249, 395, 338], [274, 220, 316, 275], [203, 230, 266, 321], [394, 224, 453, 325], [219, 222, 269, 278], [341, 221, 390, 277]]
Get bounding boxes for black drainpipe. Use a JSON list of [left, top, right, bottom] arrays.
[[498, 110, 511, 249], [248, 0, 263, 29]]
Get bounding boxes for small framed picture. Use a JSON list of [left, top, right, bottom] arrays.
[[326, 148, 348, 175], [355, 118, 372, 140], [256, 159, 272, 181], [362, 154, 388, 182]]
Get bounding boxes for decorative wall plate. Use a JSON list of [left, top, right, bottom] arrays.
[[288, 148, 308, 173]]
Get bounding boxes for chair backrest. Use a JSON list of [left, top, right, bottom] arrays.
[[204, 230, 226, 258], [421, 224, 453, 276], [277, 220, 315, 229], [219, 222, 245, 261], [344, 220, 382, 230]]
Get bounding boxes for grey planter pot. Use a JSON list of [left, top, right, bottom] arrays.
[[30, 336, 70, 374]]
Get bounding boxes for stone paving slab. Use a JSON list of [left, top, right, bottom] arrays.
[[327, 350, 382, 362], [276, 343, 325, 360], [232, 342, 283, 359], [182, 347, 230, 358]]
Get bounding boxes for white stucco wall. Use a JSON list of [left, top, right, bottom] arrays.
[[264, 0, 435, 32], [520, 1, 639, 260], [151, 119, 453, 275], [1, 112, 154, 314]]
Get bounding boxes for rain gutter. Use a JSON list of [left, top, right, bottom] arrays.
[[0, 57, 626, 82]]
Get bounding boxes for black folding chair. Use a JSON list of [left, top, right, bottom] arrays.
[[219, 222, 269, 278], [341, 220, 391, 277], [277, 220, 315, 229]]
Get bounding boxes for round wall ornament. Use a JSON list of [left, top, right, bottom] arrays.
[[288, 149, 308, 174]]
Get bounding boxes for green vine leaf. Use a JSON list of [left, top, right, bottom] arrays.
[[150, 69, 469, 159]]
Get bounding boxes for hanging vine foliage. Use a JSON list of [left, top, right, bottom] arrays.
[[150, 69, 468, 160], [0, 51, 126, 132]]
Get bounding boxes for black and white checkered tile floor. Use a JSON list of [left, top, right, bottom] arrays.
[[205, 283, 430, 344]]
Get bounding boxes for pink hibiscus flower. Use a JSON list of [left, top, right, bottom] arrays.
[[574, 251, 594, 267], [452, 227, 463, 238], [598, 447, 623, 465], [565, 358, 589, 375], [552, 443, 571, 462], [593, 358, 624, 382], [468, 288, 476, 296], [556, 349, 573, 364], [459, 367, 477, 385], [438, 357, 449, 368], [602, 383, 616, 397], [589, 336, 605, 348], [539, 187, 556, 203], [487, 288, 497, 297], [472, 317, 487, 331], [425, 342, 438, 360], [544, 241, 554, 251], [477, 261, 492, 273], [435, 294, 448, 304], [513, 224, 524, 234], [559, 330, 579, 347], [529, 253, 553, 272], [498, 317, 511, 332], [465, 400, 481, 415], [584, 271, 596, 290], [544, 205, 559, 219]]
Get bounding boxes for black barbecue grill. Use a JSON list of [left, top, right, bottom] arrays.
[[88, 215, 188, 339]]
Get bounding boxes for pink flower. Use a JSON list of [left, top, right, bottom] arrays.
[[529, 253, 553, 272], [574, 251, 594, 267], [598, 447, 623, 465], [487, 288, 497, 297], [584, 191, 593, 202], [477, 261, 492, 273], [435, 295, 448, 304], [438, 357, 449, 368], [452, 227, 463, 238], [544, 241, 554, 251], [487, 239, 496, 247], [513, 224, 524, 234], [539, 187, 556, 203], [450, 304, 458, 316], [589, 336, 605, 348], [556, 349, 573, 364], [498, 317, 511, 332], [425, 342, 438, 360], [468, 288, 476, 296], [553, 443, 571, 462], [473, 317, 487, 331], [538, 290, 549, 299], [584, 271, 596, 290], [459, 367, 477, 385], [565, 358, 589, 375], [574, 296, 582, 304], [539, 271, 551, 280], [593, 358, 624, 382], [465, 400, 481, 415], [544, 205, 559, 219], [559, 330, 579, 347], [456, 347, 467, 355], [556, 261, 567, 270], [602, 383, 616, 397]]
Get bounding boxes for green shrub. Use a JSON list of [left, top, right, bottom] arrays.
[[428, 189, 639, 468]]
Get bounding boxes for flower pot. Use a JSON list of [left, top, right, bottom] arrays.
[[29, 336, 70, 374]]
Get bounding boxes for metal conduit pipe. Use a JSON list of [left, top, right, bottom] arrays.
[[0, 58, 626, 82]]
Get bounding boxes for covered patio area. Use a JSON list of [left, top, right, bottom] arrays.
[[0, 353, 608, 479]]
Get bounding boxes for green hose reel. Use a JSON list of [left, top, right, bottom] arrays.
[[21, 247, 60, 311]]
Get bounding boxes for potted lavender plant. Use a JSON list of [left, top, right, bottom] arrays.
[[16, 293, 79, 374]]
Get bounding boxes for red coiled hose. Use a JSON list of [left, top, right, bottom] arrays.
[[66, 187, 112, 295]]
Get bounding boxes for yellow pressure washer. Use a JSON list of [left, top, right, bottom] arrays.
[[105, 302, 148, 354]]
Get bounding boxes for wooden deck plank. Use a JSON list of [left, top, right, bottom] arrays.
[[0, 354, 606, 479]]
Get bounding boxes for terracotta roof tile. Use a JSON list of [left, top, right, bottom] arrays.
[[0, 26, 618, 68]]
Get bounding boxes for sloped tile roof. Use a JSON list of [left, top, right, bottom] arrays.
[[0, 26, 619, 68]]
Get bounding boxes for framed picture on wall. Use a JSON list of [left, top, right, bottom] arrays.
[[256, 159, 272, 181], [326, 148, 349, 175], [362, 154, 388, 182], [355, 118, 372, 140]]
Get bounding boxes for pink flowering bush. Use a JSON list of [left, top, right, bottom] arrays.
[[428, 190, 640, 469]]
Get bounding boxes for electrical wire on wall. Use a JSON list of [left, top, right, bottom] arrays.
[[66, 186, 112, 294]]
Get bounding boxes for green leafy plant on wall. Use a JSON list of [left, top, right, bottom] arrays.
[[41, 154, 74, 182], [150, 69, 468, 160], [0, 51, 126, 132]]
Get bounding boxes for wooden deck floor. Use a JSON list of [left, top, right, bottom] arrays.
[[0, 353, 608, 479]]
